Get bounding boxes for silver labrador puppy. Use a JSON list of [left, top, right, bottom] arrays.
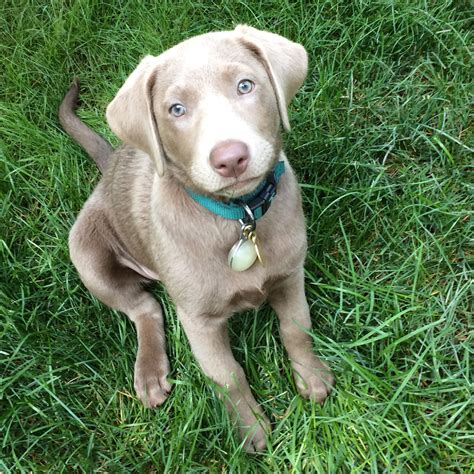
[[60, 25, 334, 452]]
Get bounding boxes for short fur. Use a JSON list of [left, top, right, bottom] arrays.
[[61, 25, 334, 452]]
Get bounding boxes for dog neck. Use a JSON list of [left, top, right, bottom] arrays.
[[185, 161, 285, 222]]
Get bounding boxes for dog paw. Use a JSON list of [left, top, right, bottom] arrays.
[[292, 357, 334, 404], [134, 354, 171, 408], [239, 415, 271, 453]]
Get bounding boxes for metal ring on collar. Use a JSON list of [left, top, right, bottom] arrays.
[[241, 202, 255, 223]]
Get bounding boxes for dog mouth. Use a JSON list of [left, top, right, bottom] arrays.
[[217, 176, 262, 198]]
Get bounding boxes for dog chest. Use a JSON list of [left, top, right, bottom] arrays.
[[154, 216, 305, 317]]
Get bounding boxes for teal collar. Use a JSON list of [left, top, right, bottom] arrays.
[[186, 161, 285, 220]]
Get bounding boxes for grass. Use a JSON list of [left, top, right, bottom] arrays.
[[1, 0, 472, 471]]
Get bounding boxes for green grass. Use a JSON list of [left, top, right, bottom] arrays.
[[1, 0, 472, 471]]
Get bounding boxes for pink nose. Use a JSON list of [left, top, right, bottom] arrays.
[[209, 140, 249, 178]]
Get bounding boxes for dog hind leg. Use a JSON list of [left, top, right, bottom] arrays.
[[69, 204, 171, 407]]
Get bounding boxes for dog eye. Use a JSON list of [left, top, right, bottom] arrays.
[[169, 103, 186, 117], [237, 79, 254, 95]]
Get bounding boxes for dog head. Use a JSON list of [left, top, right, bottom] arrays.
[[106, 26, 307, 199]]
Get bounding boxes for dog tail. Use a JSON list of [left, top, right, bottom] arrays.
[[59, 79, 113, 173]]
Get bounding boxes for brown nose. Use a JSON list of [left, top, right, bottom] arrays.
[[209, 140, 249, 178]]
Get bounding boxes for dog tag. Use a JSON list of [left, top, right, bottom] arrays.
[[247, 230, 264, 266], [228, 237, 258, 272]]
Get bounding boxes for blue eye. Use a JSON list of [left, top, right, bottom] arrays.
[[169, 103, 186, 117], [237, 79, 254, 95]]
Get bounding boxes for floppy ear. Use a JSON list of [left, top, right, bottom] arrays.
[[106, 55, 166, 176], [235, 25, 308, 132]]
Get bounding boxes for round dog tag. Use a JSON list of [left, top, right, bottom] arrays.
[[228, 238, 257, 272]]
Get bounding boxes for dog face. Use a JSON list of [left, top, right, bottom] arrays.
[[154, 38, 281, 198], [106, 26, 307, 198]]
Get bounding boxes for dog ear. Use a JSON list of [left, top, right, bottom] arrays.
[[235, 25, 308, 132], [106, 55, 166, 176]]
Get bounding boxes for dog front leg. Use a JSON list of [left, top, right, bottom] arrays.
[[269, 268, 334, 403], [177, 308, 270, 452]]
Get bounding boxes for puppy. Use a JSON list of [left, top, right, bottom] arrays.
[[60, 25, 334, 452]]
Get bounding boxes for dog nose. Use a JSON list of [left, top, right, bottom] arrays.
[[209, 140, 249, 178]]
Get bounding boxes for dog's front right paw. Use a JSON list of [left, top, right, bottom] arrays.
[[134, 354, 171, 408], [239, 414, 271, 453]]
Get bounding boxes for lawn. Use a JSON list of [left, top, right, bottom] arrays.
[[1, 0, 472, 472]]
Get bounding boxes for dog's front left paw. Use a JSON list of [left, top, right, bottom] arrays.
[[134, 354, 172, 408], [292, 356, 334, 404]]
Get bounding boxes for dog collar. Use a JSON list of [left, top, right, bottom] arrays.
[[186, 161, 285, 221]]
